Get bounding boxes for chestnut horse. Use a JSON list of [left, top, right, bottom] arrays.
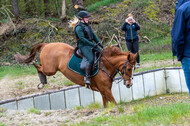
[[15, 42, 137, 107]]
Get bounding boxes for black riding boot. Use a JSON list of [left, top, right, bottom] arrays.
[[85, 62, 92, 88]]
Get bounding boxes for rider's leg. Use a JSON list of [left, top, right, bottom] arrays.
[[84, 62, 92, 85], [80, 46, 94, 86]]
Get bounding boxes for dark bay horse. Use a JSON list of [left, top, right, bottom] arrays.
[[14, 42, 137, 107]]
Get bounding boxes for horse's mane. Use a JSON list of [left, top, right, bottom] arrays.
[[102, 46, 129, 56]]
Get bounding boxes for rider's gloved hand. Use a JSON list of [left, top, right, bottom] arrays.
[[92, 44, 98, 49], [98, 42, 104, 49]]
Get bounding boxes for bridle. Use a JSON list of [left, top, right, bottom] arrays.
[[99, 53, 135, 81], [120, 60, 135, 81]]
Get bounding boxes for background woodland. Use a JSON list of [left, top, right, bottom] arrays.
[[0, 0, 177, 63]]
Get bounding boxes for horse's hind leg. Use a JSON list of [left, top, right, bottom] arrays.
[[34, 64, 47, 89], [38, 72, 47, 84]]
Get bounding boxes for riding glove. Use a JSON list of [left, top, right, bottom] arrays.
[[98, 42, 104, 49]]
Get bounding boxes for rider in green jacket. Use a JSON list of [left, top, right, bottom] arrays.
[[75, 11, 104, 87]]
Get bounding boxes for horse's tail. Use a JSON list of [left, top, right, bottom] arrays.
[[14, 43, 47, 64]]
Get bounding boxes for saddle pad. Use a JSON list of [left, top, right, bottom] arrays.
[[67, 54, 99, 77]]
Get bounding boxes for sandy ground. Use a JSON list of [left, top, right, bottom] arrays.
[[0, 72, 72, 101]]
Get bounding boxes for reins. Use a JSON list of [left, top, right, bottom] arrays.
[[99, 52, 134, 81], [99, 53, 119, 80]]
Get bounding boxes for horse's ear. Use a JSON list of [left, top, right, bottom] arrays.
[[134, 52, 138, 59], [127, 52, 131, 60]]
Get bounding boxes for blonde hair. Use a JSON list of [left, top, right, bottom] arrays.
[[128, 13, 133, 18], [69, 16, 79, 29]]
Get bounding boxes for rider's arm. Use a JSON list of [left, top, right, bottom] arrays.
[[92, 31, 104, 49], [92, 31, 100, 43], [75, 26, 95, 47]]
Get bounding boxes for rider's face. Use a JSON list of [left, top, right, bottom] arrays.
[[83, 17, 89, 23]]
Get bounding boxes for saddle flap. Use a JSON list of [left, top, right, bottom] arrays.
[[74, 47, 83, 58], [67, 54, 99, 77]]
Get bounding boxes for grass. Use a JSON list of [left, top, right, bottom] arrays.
[[87, 0, 123, 12], [86, 103, 103, 110], [0, 123, 6, 126], [28, 108, 40, 114], [126, 103, 190, 125], [0, 65, 36, 80], [139, 36, 171, 54], [74, 102, 190, 126], [131, 0, 151, 8], [141, 51, 173, 62]]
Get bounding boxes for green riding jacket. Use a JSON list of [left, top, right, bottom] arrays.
[[75, 22, 100, 49]]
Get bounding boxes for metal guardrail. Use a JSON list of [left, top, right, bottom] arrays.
[[0, 67, 187, 110]]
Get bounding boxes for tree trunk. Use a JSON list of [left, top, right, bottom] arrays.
[[12, 0, 19, 18], [44, 0, 50, 17], [72, 0, 84, 6], [61, 0, 66, 19], [24, 0, 31, 15], [55, 0, 60, 17]]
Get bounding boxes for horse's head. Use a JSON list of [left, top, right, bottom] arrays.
[[102, 46, 138, 88], [120, 52, 138, 88]]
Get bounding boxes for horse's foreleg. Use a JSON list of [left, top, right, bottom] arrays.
[[100, 93, 108, 108], [105, 90, 117, 105], [100, 89, 117, 107]]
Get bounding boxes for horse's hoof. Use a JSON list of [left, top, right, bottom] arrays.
[[37, 83, 44, 89]]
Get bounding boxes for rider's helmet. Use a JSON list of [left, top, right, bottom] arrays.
[[77, 11, 91, 20]]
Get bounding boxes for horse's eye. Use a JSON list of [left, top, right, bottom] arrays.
[[127, 68, 131, 71]]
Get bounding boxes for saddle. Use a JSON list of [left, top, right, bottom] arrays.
[[74, 47, 101, 73]]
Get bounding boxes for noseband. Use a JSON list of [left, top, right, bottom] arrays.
[[120, 60, 135, 81]]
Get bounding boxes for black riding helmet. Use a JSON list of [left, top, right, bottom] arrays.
[[77, 11, 91, 20]]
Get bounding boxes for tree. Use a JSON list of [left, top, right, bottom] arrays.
[[61, 0, 66, 19], [24, 0, 31, 15], [11, 0, 19, 18], [72, 0, 86, 10], [24, 0, 36, 17], [44, 0, 50, 17]]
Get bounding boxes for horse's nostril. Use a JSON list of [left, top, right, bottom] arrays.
[[126, 84, 131, 88]]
